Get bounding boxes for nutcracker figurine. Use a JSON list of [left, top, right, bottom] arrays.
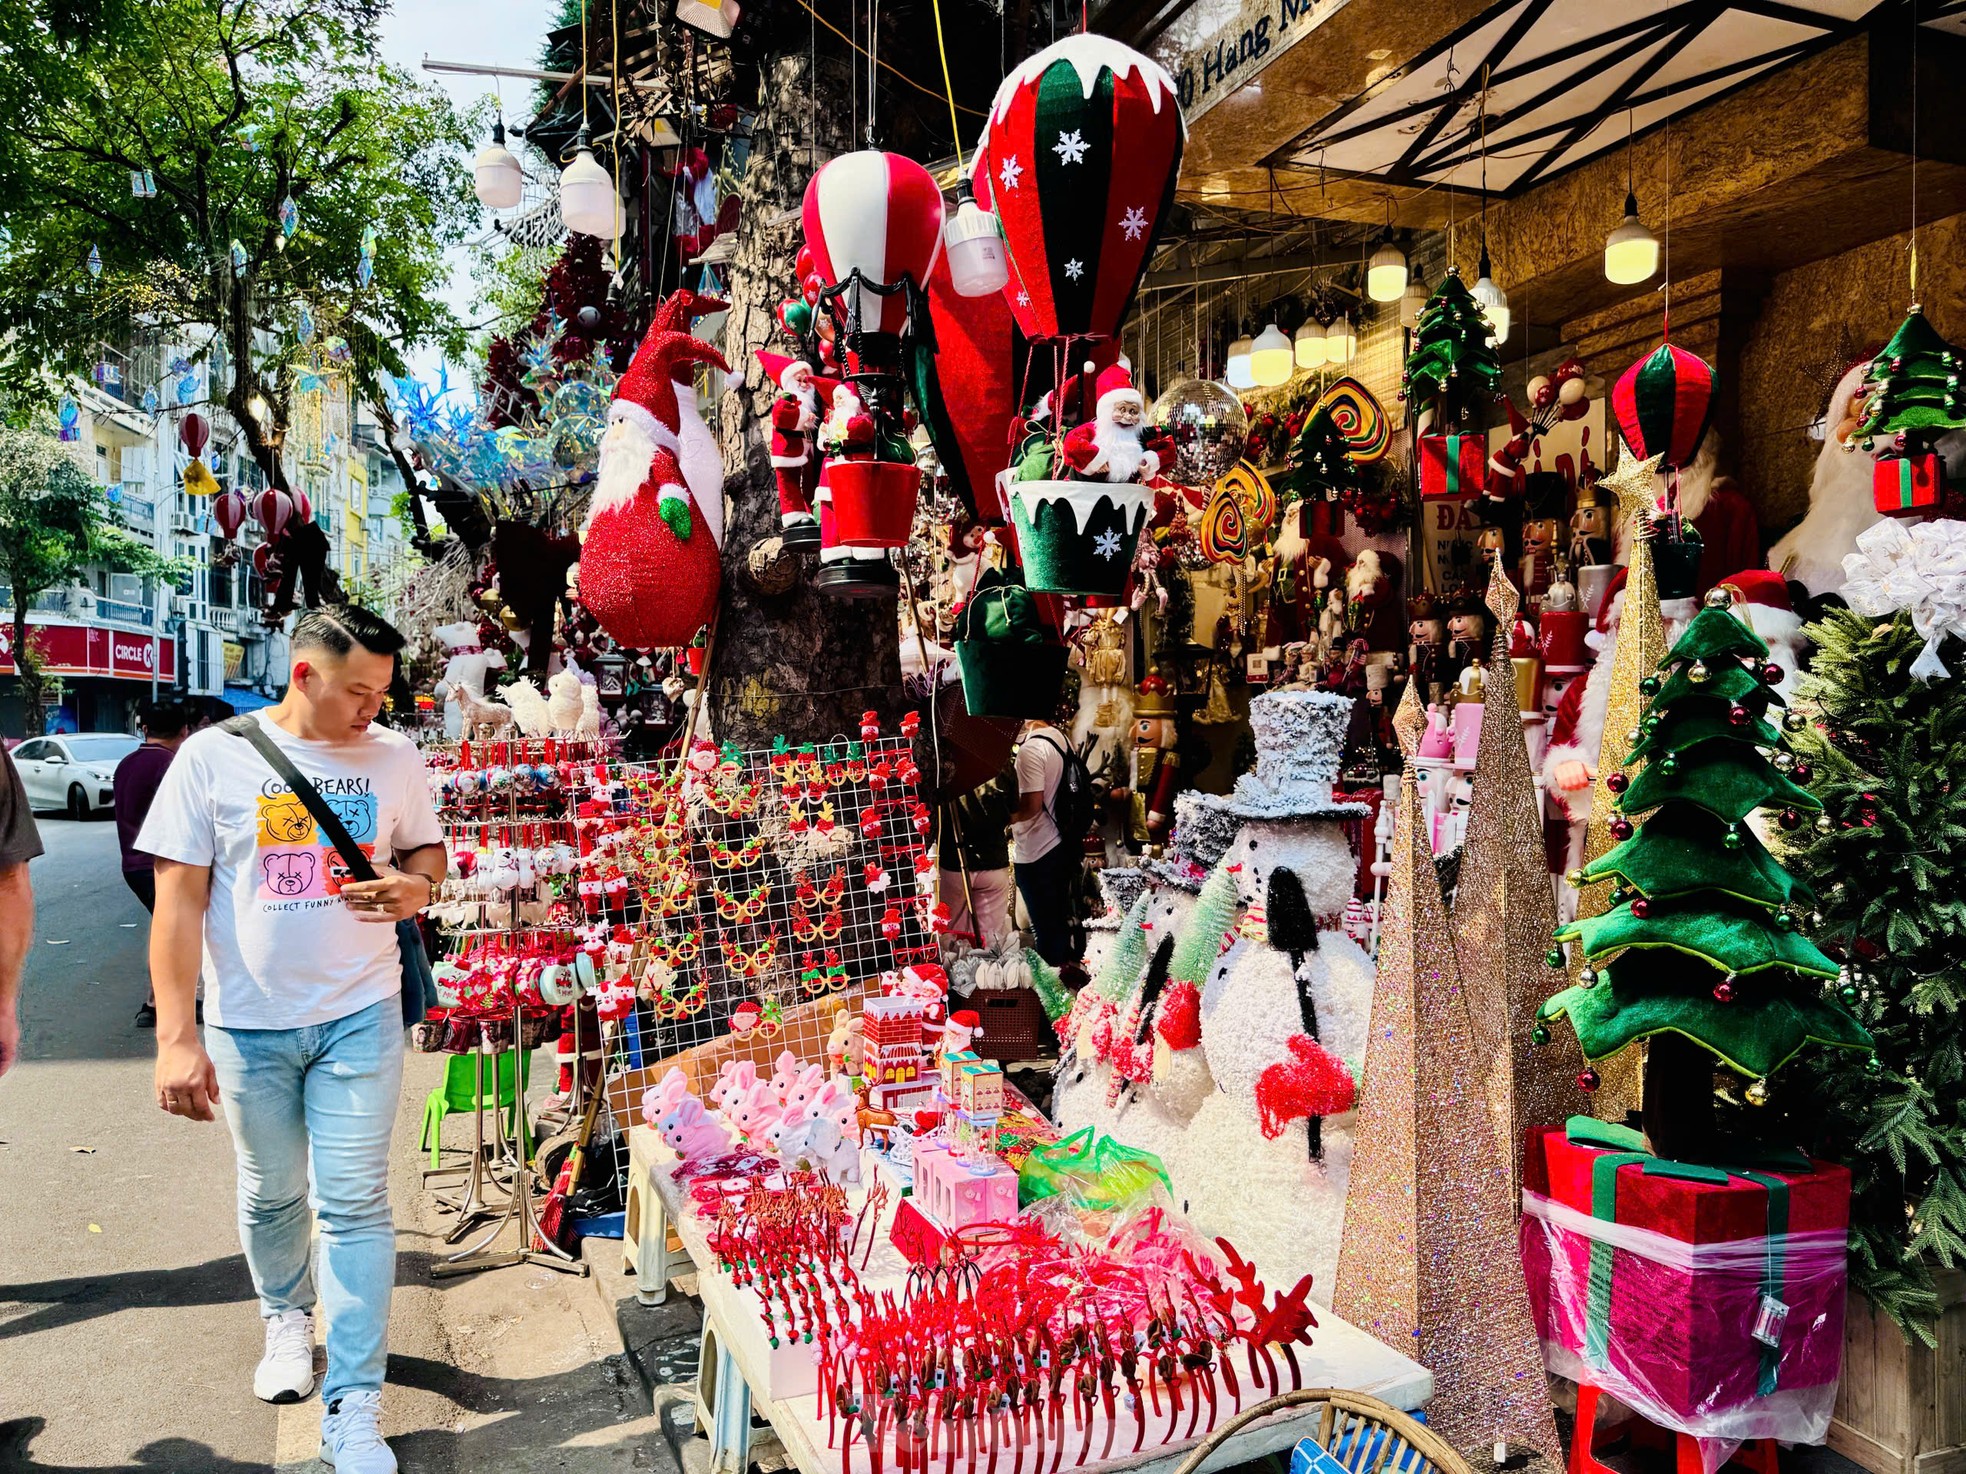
[[1118, 669, 1181, 851]]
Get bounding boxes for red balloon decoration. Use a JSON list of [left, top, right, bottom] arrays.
[[254, 488, 293, 539], [251, 543, 281, 577], [973, 35, 1186, 344], [289, 487, 313, 525], [1612, 343, 1717, 471], [212, 489, 247, 540], [179, 412, 210, 458], [800, 150, 946, 338]]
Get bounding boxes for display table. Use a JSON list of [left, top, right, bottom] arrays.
[[624, 1124, 1435, 1474]]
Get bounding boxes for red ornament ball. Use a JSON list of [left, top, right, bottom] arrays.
[[1793, 761, 1813, 784], [1610, 817, 1635, 841], [1713, 979, 1736, 1003], [1762, 662, 1784, 685], [1729, 704, 1751, 727], [1778, 808, 1802, 831], [1578, 1067, 1601, 1092], [1629, 897, 1651, 919], [1606, 772, 1629, 794]]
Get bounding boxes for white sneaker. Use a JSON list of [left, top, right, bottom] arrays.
[[321, 1390, 397, 1473], [253, 1308, 316, 1403]]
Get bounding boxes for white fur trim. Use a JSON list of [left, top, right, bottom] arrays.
[[770, 452, 809, 468], [610, 399, 662, 441]]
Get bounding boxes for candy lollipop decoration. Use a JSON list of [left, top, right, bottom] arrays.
[[1311, 377, 1390, 462], [1197, 482, 1248, 563]]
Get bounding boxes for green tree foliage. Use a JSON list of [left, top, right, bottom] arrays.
[[0, 423, 183, 734], [0, 0, 481, 501], [1780, 608, 1966, 1341]]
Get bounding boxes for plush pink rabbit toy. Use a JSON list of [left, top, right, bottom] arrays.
[[657, 1098, 731, 1160]]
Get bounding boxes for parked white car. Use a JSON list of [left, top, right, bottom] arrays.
[[12, 733, 141, 818]]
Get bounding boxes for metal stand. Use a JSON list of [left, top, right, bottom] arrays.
[[431, 1007, 589, 1279], [424, 1033, 516, 1242]]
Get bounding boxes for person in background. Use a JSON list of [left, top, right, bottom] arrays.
[[1010, 717, 1080, 966], [0, 744, 43, 1079], [142, 605, 446, 1474], [936, 762, 1016, 952], [117, 699, 192, 1027]]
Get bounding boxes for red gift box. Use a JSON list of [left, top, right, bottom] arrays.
[[1419, 433, 1488, 499], [1873, 452, 1942, 517], [1520, 1119, 1849, 1432]]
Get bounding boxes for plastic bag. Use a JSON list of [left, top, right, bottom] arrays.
[[1017, 1125, 1172, 1213], [1520, 1188, 1847, 1473]]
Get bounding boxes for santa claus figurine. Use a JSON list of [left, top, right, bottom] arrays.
[[578, 292, 730, 652], [821, 382, 877, 461], [769, 358, 825, 548], [1058, 364, 1164, 484]]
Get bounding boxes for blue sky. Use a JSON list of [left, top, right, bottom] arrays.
[[377, 0, 551, 384]]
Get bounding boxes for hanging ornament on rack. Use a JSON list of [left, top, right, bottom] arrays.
[[277, 194, 299, 245], [229, 239, 248, 279], [86, 244, 102, 279], [356, 225, 377, 288], [296, 304, 315, 345]]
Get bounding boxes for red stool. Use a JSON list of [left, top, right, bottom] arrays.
[[1569, 1382, 1781, 1474]]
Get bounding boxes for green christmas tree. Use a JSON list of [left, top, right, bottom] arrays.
[[1401, 266, 1503, 420], [1537, 595, 1874, 1157], [1288, 405, 1360, 500], [1778, 607, 1966, 1339], [1169, 860, 1243, 987], [1853, 305, 1966, 449]]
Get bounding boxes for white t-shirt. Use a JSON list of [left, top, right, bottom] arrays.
[[137, 712, 445, 1030], [1010, 728, 1065, 865]]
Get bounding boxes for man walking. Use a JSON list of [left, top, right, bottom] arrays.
[[141, 606, 445, 1474], [116, 698, 191, 1027], [0, 744, 43, 1079], [1010, 718, 1081, 966]]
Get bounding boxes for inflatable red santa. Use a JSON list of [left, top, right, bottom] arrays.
[[1058, 364, 1165, 483], [578, 293, 730, 651]]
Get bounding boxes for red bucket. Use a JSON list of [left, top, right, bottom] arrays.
[[826, 459, 921, 548]]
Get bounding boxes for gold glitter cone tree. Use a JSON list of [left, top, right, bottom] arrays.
[[1454, 562, 1579, 1192], [1568, 450, 1669, 1120], [1335, 740, 1561, 1460]]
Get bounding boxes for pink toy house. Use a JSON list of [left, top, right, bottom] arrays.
[[912, 1139, 1018, 1230], [864, 995, 933, 1112]]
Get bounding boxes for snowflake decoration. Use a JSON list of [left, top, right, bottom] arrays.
[[1053, 130, 1089, 166], [1064, 258, 1085, 281], [1119, 206, 1148, 241], [1017, 290, 1032, 307], [998, 154, 1024, 191], [1093, 529, 1123, 560]]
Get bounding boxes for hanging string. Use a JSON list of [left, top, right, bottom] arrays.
[[1909, 0, 1920, 303], [930, 0, 964, 170], [868, 0, 881, 145], [809, 0, 817, 156], [1661, 124, 1672, 342]]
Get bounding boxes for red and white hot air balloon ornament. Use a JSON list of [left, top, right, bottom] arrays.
[[799, 150, 946, 591], [179, 412, 219, 496], [971, 34, 1186, 601], [212, 489, 248, 541], [254, 487, 294, 539]]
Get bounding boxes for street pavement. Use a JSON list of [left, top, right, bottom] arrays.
[[0, 817, 663, 1471]]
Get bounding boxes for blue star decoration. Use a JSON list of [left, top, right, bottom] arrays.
[[1093, 529, 1122, 560]]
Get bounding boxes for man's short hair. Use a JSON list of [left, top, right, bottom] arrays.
[[137, 698, 190, 738], [292, 604, 407, 660]]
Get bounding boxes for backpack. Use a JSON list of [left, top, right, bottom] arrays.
[[1033, 732, 1094, 850]]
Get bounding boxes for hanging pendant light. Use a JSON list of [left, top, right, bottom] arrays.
[[1324, 311, 1355, 365], [1367, 233, 1408, 303], [1295, 319, 1328, 369], [1604, 111, 1660, 285], [560, 129, 622, 239], [1224, 320, 1256, 390], [943, 178, 1009, 297], [1399, 275, 1429, 329], [1250, 321, 1294, 386], [1472, 242, 1510, 343], [474, 117, 523, 210]]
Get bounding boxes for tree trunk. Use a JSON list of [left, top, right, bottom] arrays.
[[709, 52, 911, 750], [1642, 1031, 1717, 1161], [11, 600, 39, 738]]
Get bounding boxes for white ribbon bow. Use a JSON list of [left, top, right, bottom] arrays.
[[1839, 517, 1966, 681]]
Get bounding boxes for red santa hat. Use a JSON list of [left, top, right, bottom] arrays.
[[610, 322, 729, 444], [1095, 363, 1142, 420], [1593, 565, 1629, 635], [1714, 568, 1792, 613], [947, 1008, 982, 1040]]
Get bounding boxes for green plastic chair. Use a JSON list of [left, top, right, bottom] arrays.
[[419, 1047, 534, 1169]]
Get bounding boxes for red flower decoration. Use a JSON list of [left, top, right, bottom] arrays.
[[1253, 1035, 1356, 1140]]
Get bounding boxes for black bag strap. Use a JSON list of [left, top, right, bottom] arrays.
[[221, 715, 380, 883], [1031, 730, 1073, 813]]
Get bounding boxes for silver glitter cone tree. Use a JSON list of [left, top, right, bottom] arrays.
[[1335, 735, 1561, 1459]]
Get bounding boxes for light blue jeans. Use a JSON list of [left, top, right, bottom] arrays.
[[206, 996, 404, 1408]]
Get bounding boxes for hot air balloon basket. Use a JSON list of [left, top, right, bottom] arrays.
[[825, 459, 922, 548], [957, 639, 1069, 720], [1873, 453, 1943, 517], [1008, 481, 1149, 597]]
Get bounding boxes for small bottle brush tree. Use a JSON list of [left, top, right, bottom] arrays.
[[1851, 304, 1966, 453], [1288, 405, 1360, 501], [1777, 607, 1966, 1338], [1536, 592, 1875, 1159], [1402, 266, 1503, 428]]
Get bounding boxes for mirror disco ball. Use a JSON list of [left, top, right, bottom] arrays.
[[1150, 378, 1248, 488]]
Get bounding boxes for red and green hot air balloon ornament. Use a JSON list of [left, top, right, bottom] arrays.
[[800, 150, 947, 595], [1611, 341, 1717, 591], [972, 34, 1186, 600]]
